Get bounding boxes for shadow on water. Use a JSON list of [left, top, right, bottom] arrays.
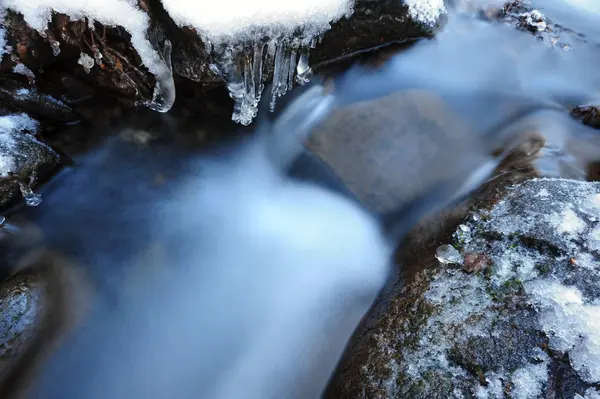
[[2, 4, 600, 398]]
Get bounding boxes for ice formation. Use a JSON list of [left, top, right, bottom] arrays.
[[77, 52, 95, 73], [12, 63, 36, 83], [0, 23, 6, 60], [0, 0, 175, 113], [161, 0, 354, 125], [526, 280, 600, 383]]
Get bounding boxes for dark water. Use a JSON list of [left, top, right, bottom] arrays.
[[2, 3, 600, 399]]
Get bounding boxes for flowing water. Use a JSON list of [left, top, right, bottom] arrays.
[[1, 2, 600, 398]]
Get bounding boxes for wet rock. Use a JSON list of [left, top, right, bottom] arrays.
[[500, 0, 595, 50], [0, 250, 92, 399], [0, 272, 44, 379], [326, 178, 600, 398], [0, 113, 60, 208]]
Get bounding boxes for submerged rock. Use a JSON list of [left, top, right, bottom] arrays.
[[326, 178, 600, 398], [0, 113, 60, 208]]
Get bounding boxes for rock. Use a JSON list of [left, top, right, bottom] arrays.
[[326, 178, 600, 398], [0, 272, 45, 381], [0, 250, 92, 399], [0, 113, 60, 208]]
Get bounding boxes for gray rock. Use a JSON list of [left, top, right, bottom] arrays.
[[0, 113, 60, 208], [326, 178, 600, 398]]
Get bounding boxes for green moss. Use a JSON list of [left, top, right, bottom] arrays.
[[535, 263, 551, 276]]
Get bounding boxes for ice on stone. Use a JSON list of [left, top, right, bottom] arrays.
[[526, 279, 600, 383], [12, 63, 36, 83], [0, 113, 39, 178], [78, 52, 95, 73], [1, 0, 175, 113], [435, 244, 463, 264], [161, 0, 353, 124], [510, 350, 550, 399]]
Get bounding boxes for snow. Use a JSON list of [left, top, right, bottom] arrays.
[[0, 24, 6, 60], [1, 0, 175, 112], [12, 63, 36, 82], [558, 208, 587, 235], [404, 0, 446, 27], [574, 388, 600, 399], [0, 113, 40, 134], [0, 113, 39, 177], [161, 0, 353, 42], [511, 350, 550, 399]]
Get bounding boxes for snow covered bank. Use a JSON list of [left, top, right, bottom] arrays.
[[161, 0, 354, 125], [0, 0, 175, 113]]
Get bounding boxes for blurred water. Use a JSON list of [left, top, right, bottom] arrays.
[[2, 2, 600, 399]]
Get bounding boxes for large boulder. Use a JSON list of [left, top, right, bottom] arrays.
[[326, 178, 600, 398]]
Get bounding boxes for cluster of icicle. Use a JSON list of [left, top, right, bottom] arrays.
[[207, 35, 318, 126]]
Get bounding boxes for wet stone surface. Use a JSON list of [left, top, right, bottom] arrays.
[[326, 178, 600, 398], [0, 272, 43, 382]]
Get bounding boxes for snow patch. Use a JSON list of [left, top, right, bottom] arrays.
[[161, 0, 353, 42], [0, 113, 40, 134], [0, 113, 39, 177], [1, 0, 175, 112], [575, 387, 600, 399], [403, 0, 446, 27], [558, 208, 587, 235], [510, 350, 550, 399], [12, 63, 36, 82]]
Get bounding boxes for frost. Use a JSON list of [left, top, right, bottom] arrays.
[[575, 388, 600, 399], [558, 208, 586, 235], [526, 280, 600, 383], [1, 0, 175, 112], [161, 0, 353, 125], [0, 113, 40, 134], [0, 23, 6, 60], [77, 52, 95, 73], [403, 0, 446, 28], [12, 63, 36, 83], [510, 350, 550, 399], [0, 113, 39, 178]]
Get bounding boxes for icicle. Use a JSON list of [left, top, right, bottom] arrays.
[[270, 40, 286, 112], [145, 38, 176, 114], [244, 52, 254, 106], [252, 41, 265, 100], [50, 40, 60, 56], [211, 43, 260, 125], [19, 182, 42, 207], [287, 42, 297, 92], [296, 43, 313, 86], [78, 52, 95, 73], [279, 43, 291, 96]]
